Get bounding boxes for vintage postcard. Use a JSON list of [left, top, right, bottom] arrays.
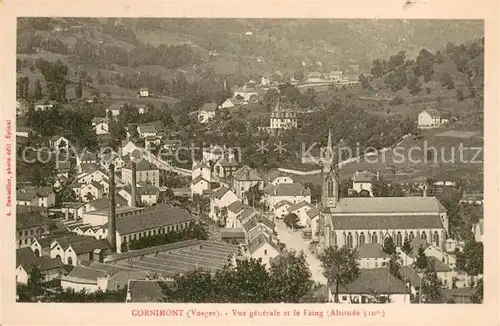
[[0, 1, 498, 325]]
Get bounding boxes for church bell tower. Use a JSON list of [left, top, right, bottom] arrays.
[[321, 129, 339, 212]]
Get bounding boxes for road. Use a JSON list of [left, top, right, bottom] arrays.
[[274, 220, 327, 285]]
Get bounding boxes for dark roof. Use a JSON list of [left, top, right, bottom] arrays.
[[17, 186, 53, 201], [69, 239, 111, 254], [216, 156, 239, 167], [263, 183, 277, 195], [306, 206, 321, 219], [248, 233, 280, 255], [63, 266, 108, 282], [399, 266, 421, 288], [258, 216, 275, 230], [124, 160, 159, 171], [330, 215, 444, 230], [242, 216, 258, 232], [212, 187, 232, 199], [357, 243, 390, 259], [128, 280, 172, 302], [192, 175, 210, 185], [16, 212, 51, 230], [89, 181, 105, 191], [233, 165, 262, 182], [287, 200, 309, 212], [220, 228, 246, 239], [353, 171, 377, 183], [330, 197, 447, 214], [110, 204, 195, 235], [427, 256, 452, 272], [274, 200, 292, 209], [270, 183, 310, 197], [227, 201, 248, 214], [87, 197, 127, 210], [337, 268, 407, 294], [16, 248, 64, 273]]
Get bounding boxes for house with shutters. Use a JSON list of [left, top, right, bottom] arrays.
[[233, 165, 263, 199], [209, 187, 239, 223], [265, 183, 311, 210]]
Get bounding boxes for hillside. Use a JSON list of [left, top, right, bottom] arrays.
[[17, 18, 483, 92]]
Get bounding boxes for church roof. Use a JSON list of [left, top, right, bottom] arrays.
[[329, 214, 444, 230], [329, 197, 447, 215]]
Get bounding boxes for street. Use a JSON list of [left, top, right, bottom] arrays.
[[274, 220, 327, 284]]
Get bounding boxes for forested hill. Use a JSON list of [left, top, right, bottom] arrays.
[[18, 18, 483, 75]]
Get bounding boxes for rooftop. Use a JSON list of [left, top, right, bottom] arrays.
[[233, 165, 262, 182], [127, 280, 171, 302], [329, 214, 444, 230], [357, 243, 390, 259], [329, 197, 447, 215], [270, 183, 310, 197], [337, 268, 407, 294], [16, 248, 64, 273]]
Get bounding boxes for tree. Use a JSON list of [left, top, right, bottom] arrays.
[[455, 240, 483, 280], [456, 88, 465, 102], [268, 250, 313, 302], [407, 73, 422, 95], [415, 246, 428, 271], [76, 79, 83, 99], [264, 88, 280, 102], [401, 237, 413, 256], [284, 213, 299, 229], [371, 177, 390, 197], [120, 240, 128, 253], [371, 59, 385, 78], [439, 72, 455, 89], [358, 74, 370, 89], [339, 179, 352, 198], [421, 261, 444, 303], [34, 79, 43, 100], [318, 245, 360, 303], [435, 50, 444, 64], [27, 266, 45, 298], [382, 236, 396, 255], [244, 184, 264, 208], [470, 278, 483, 303], [358, 189, 371, 197]]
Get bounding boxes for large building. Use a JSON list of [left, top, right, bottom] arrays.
[[269, 98, 298, 130], [122, 160, 160, 187], [317, 131, 449, 251]]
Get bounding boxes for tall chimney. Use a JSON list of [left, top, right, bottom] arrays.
[[108, 163, 117, 252], [131, 162, 137, 207]]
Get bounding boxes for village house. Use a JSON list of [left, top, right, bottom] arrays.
[[137, 121, 164, 138], [34, 100, 55, 112], [213, 155, 239, 179], [247, 233, 281, 268], [261, 73, 271, 87], [198, 102, 217, 124], [202, 145, 236, 163], [307, 72, 323, 83], [356, 243, 390, 269], [16, 212, 51, 249], [233, 165, 263, 199], [49, 135, 70, 149], [286, 201, 315, 227], [191, 176, 211, 197], [233, 86, 260, 102], [76, 151, 98, 174], [209, 187, 239, 223], [269, 98, 298, 130], [16, 247, 64, 284], [82, 206, 144, 228], [192, 160, 212, 181], [352, 170, 378, 196], [119, 183, 160, 207], [60, 202, 87, 220], [273, 200, 293, 219], [145, 136, 163, 151], [45, 235, 112, 266], [226, 201, 249, 228], [99, 150, 125, 171], [328, 71, 344, 81], [264, 171, 294, 186], [77, 168, 108, 185], [139, 87, 149, 98], [265, 183, 311, 210], [122, 161, 160, 188], [418, 109, 442, 128], [80, 181, 105, 202], [398, 237, 457, 270], [120, 139, 144, 157], [92, 117, 109, 135], [327, 268, 410, 304], [306, 206, 321, 241], [16, 126, 34, 138], [16, 186, 55, 208], [219, 98, 238, 109]]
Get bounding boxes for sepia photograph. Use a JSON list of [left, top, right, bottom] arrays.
[[13, 17, 485, 306]]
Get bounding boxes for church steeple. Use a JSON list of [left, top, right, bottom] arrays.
[[322, 129, 339, 211]]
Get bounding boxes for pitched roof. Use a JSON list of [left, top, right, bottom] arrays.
[[53, 235, 111, 253], [227, 201, 247, 214], [192, 175, 210, 185], [353, 171, 377, 183], [192, 160, 211, 170], [356, 243, 390, 259], [423, 109, 441, 117], [287, 200, 309, 212], [80, 163, 100, 173], [63, 266, 108, 283], [399, 266, 422, 288], [274, 200, 293, 209], [124, 160, 158, 171], [212, 187, 233, 199], [220, 228, 246, 239], [409, 237, 430, 257], [109, 204, 195, 235], [329, 215, 444, 230], [87, 197, 127, 210], [337, 268, 407, 294], [89, 181, 105, 191], [16, 248, 64, 273], [248, 233, 280, 255], [16, 212, 51, 230], [306, 206, 321, 219], [427, 256, 452, 272], [233, 165, 262, 182], [271, 183, 310, 197], [242, 216, 259, 232], [329, 197, 447, 214], [216, 156, 239, 167], [263, 184, 277, 195]]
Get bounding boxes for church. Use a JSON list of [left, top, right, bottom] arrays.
[[318, 131, 449, 250]]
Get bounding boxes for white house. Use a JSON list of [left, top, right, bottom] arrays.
[[192, 161, 212, 181], [77, 168, 108, 185], [81, 182, 105, 202], [219, 98, 236, 109], [198, 102, 217, 124], [247, 233, 281, 268], [264, 171, 294, 186], [265, 183, 311, 210], [92, 117, 109, 135], [226, 201, 248, 228], [191, 176, 210, 197], [139, 87, 149, 98], [287, 201, 314, 227], [261, 74, 271, 87], [49, 135, 70, 149], [233, 165, 263, 199], [418, 109, 442, 128], [121, 140, 144, 157], [16, 127, 33, 138], [234, 87, 260, 102], [34, 100, 55, 112], [16, 186, 55, 208], [209, 187, 239, 222], [356, 243, 390, 269], [273, 200, 293, 219], [352, 170, 377, 196], [16, 248, 64, 285], [328, 268, 410, 304]]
